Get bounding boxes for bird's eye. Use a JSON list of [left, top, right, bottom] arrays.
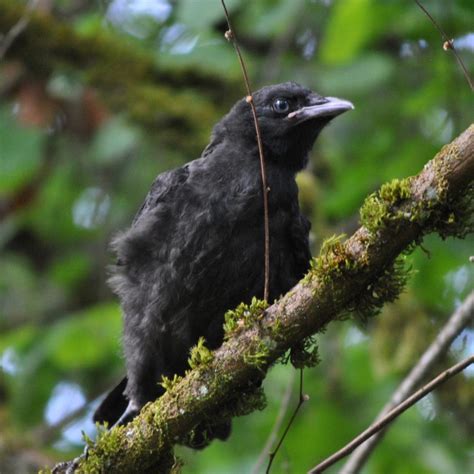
[[273, 98, 290, 114]]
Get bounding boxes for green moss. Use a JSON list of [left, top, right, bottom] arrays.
[[77, 411, 177, 472], [348, 256, 411, 322], [231, 386, 267, 416], [78, 423, 127, 472], [304, 229, 412, 326], [435, 183, 474, 239], [359, 194, 386, 233], [223, 297, 268, 338], [161, 374, 184, 392], [290, 336, 320, 369], [379, 178, 411, 202], [421, 145, 474, 239], [305, 234, 359, 286], [360, 178, 412, 233], [206, 385, 267, 423], [188, 337, 213, 370], [269, 316, 283, 340], [180, 380, 263, 449], [243, 339, 271, 369]]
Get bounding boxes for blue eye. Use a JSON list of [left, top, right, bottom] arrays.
[[273, 98, 290, 113]]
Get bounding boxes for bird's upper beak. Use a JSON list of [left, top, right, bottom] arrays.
[[288, 95, 354, 124]]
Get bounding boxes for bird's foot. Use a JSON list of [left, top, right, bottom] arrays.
[[113, 400, 140, 427]]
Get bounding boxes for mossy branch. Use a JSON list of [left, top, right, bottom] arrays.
[[52, 125, 474, 473], [0, 1, 239, 153]]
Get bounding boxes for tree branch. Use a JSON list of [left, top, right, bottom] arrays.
[[0, 1, 237, 153], [252, 369, 296, 474], [0, 0, 37, 60], [266, 369, 308, 473], [309, 355, 474, 473], [414, 0, 474, 91], [340, 289, 474, 473], [53, 124, 474, 473]]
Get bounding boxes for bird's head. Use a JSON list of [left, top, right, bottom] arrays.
[[216, 82, 354, 171]]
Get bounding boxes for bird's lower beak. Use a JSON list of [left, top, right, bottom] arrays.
[[288, 96, 354, 123]]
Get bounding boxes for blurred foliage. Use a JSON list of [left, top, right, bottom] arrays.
[[0, 0, 473, 473]]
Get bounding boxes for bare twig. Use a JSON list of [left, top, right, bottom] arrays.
[[266, 369, 308, 473], [34, 403, 89, 445], [341, 290, 474, 473], [414, 0, 474, 91], [308, 355, 474, 473], [220, 0, 270, 301], [252, 370, 296, 474], [0, 0, 37, 60]]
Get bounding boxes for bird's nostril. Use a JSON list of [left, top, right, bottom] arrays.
[[308, 96, 329, 106]]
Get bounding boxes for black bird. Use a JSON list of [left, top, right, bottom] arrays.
[[93, 82, 353, 445]]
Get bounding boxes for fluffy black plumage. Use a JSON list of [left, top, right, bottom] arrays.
[[93, 82, 353, 445]]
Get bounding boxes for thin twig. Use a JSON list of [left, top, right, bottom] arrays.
[[220, 0, 270, 301], [0, 0, 37, 60], [414, 0, 474, 91], [341, 290, 474, 473], [34, 403, 89, 445], [308, 355, 474, 473], [252, 370, 296, 474], [266, 369, 308, 473]]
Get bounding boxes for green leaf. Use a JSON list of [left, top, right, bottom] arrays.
[[176, 0, 240, 31], [49, 253, 92, 292], [44, 302, 121, 371], [319, 0, 375, 65], [89, 118, 140, 165], [317, 54, 395, 95], [0, 106, 44, 194]]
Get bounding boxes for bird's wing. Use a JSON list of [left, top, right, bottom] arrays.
[[290, 209, 312, 277], [131, 164, 190, 226], [100, 164, 194, 425]]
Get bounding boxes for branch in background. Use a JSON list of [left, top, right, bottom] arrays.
[[308, 355, 474, 473], [266, 369, 308, 473], [34, 377, 119, 447], [414, 0, 474, 91], [340, 290, 474, 474], [34, 403, 90, 446], [252, 370, 297, 474], [49, 125, 474, 473], [0, 0, 37, 59], [0, 0, 237, 153]]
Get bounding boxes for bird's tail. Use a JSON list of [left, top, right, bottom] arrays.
[[93, 377, 129, 426]]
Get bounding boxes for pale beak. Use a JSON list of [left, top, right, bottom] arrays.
[[288, 95, 354, 123]]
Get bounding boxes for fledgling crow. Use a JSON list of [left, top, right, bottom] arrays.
[[93, 82, 353, 446]]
